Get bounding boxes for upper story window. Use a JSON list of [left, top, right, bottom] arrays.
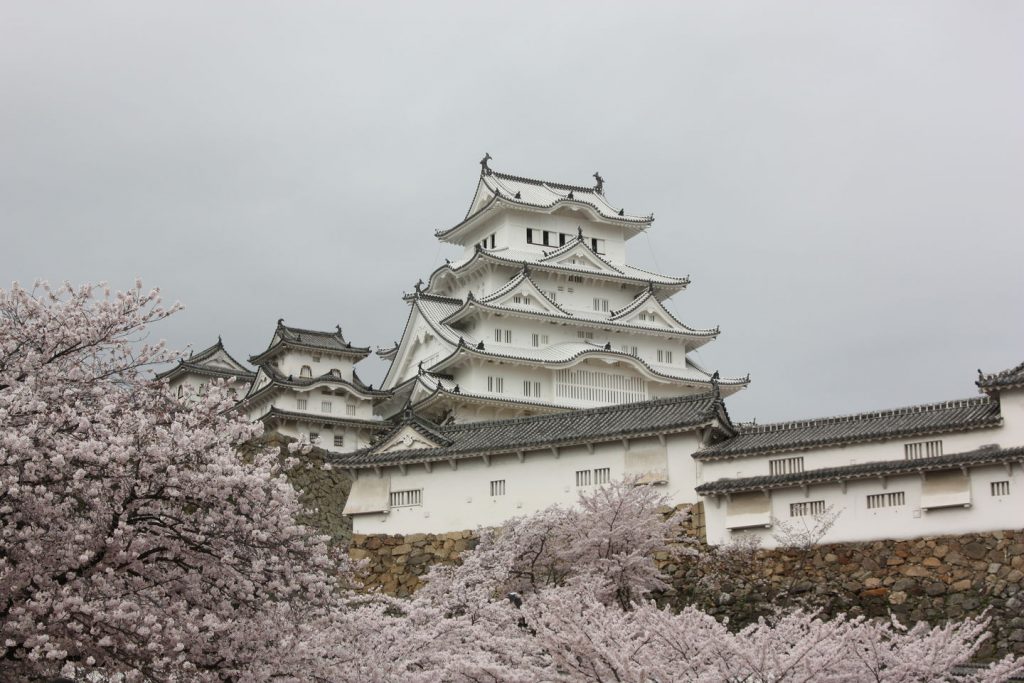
[[992, 481, 1010, 496], [568, 275, 584, 284], [620, 344, 638, 356], [593, 298, 610, 312], [769, 456, 804, 475], [656, 349, 674, 363], [523, 380, 541, 397], [905, 440, 943, 460], [577, 331, 594, 340], [494, 329, 512, 343], [490, 480, 506, 496], [531, 333, 549, 347], [487, 376, 505, 393], [311, 353, 322, 362], [300, 365, 312, 379], [333, 435, 345, 447], [591, 238, 605, 254], [297, 398, 308, 410], [321, 401, 332, 413], [346, 404, 357, 416]]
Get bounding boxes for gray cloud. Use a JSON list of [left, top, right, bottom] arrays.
[[1, 1, 1021, 422]]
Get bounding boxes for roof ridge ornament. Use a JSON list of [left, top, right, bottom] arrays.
[[593, 172, 604, 195], [577, 226, 583, 240], [480, 152, 492, 176], [567, 190, 574, 200]]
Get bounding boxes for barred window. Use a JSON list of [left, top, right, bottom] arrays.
[[867, 491, 906, 509], [575, 470, 592, 487], [569, 275, 584, 284], [905, 440, 943, 460], [333, 435, 345, 447], [577, 330, 594, 340], [312, 354, 321, 362], [487, 376, 505, 393], [656, 349, 674, 363], [390, 489, 422, 508], [300, 365, 312, 378], [991, 481, 1010, 496], [296, 398, 308, 410], [346, 404, 357, 416], [593, 298, 610, 312], [490, 480, 506, 496], [532, 333, 549, 347], [621, 344, 638, 355], [308, 432, 319, 443], [769, 457, 805, 475], [321, 401, 332, 413], [594, 468, 611, 485], [523, 381, 542, 397], [790, 500, 826, 517]]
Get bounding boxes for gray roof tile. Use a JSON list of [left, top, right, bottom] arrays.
[[331, 392, 733, 468], [696, 445, 1024, 495], [695, 397, 1002, 460], [978, 361, 1024, 393]]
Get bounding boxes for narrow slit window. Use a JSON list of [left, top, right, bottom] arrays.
[[991, 481, 1010, 496]]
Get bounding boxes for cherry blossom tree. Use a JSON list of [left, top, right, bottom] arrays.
[[3, 280, 1019, 682], [0, 281, 346, 681]]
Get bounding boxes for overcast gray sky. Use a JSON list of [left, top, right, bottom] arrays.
[[2, 1, 1021, 423]]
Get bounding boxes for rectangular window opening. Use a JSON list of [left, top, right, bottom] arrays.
[[490, 480, 506, 497], [790, 500, 826, 517], [390, 489, 422, 508], [991, 481, 1010, 496]]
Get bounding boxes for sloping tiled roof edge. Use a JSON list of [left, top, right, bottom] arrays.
[[695, 445, 1024, 495], [695, 397, 1002, 460], [332, 392, 730, 469]]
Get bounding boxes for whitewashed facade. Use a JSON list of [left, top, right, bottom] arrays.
[[239, 321, 390, 453], [338, 364, 1024, 543], [378, 160, 748, 424]]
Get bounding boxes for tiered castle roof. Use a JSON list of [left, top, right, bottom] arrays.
[[155, 338, 255, 383]]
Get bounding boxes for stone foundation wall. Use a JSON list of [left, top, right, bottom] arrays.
[[349, 516, 1024, 658]]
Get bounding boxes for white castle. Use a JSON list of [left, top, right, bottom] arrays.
[[159, 160, 1024, 548]]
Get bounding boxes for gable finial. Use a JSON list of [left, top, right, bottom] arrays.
[[711, 372, 721, 399], [217, 335, 222, 345], [480, 152, 492, 176], [618, 208, 624, 216], [593, 172, 604, 195], [567, 190, 574, 200], [648, 281, 655, 294], [577, 226, 583, 239], [277, 318, 284, 327], [414, 279, 423, 294]]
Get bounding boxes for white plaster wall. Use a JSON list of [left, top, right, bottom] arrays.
[[462, 210, 629, 264], [704, 463, 1024, 548], [273, 349, 355, 381], [351, 432, 703, 536], [698, 425, 1008, 484], [998, 389, 1024, 445]]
